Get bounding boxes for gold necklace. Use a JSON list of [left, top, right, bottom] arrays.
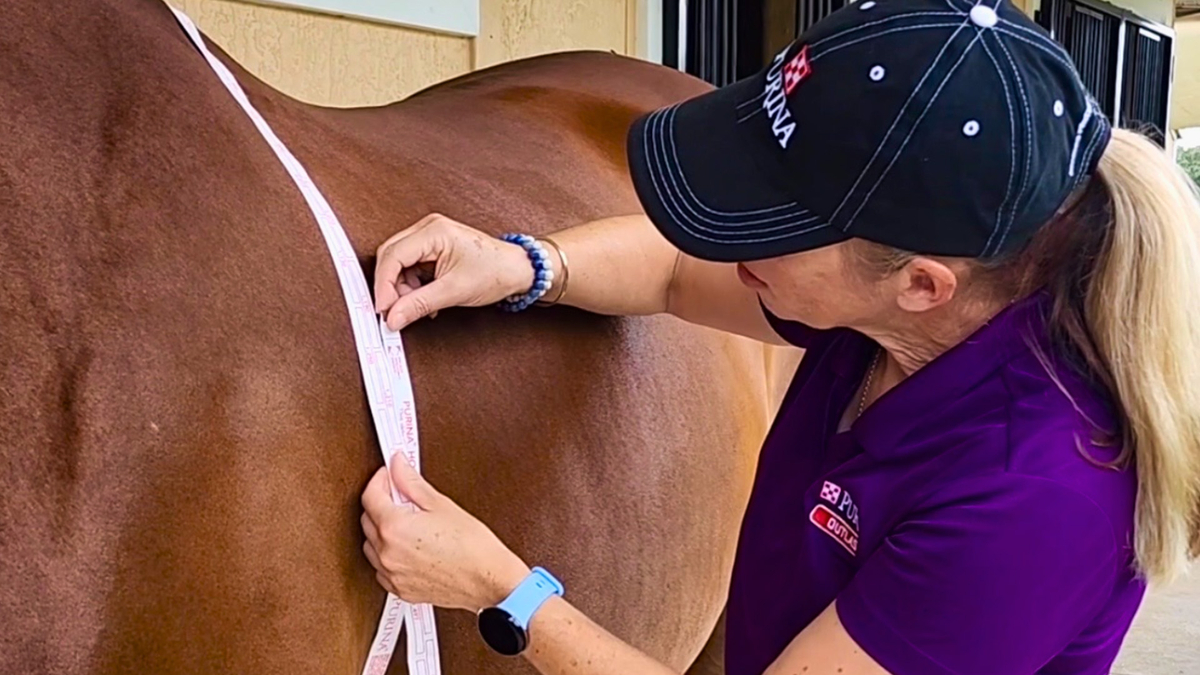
[[857, 349, 882, 418]]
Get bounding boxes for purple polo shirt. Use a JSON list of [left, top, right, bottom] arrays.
[[726, 291, 1145, 675]]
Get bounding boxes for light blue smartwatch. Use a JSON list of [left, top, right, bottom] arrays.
[[477, 567, 564, 656]]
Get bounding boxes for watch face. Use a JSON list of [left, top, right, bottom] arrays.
[[478, 607, 527, 656]]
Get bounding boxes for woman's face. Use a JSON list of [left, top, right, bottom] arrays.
[[738, 239, 969, 335], [736, 241, 875, 330]]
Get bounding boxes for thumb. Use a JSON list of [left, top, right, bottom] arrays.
[[384, 280, 457, 331], [389, 457, 441, 510]]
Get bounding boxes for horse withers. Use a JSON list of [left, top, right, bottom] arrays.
[[0, 1, 801, 673]]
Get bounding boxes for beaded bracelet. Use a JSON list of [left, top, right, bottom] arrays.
[[498, 233, 555, 312]]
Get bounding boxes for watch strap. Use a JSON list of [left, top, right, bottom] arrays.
[[496, 567, 564, 630]]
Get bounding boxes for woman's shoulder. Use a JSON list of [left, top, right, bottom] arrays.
[[979, 347, 1137, 549]]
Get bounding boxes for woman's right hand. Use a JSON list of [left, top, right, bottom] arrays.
[[374, 213, 537, 330]]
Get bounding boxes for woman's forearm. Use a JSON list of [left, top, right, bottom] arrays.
[[542, 214, 679, 317], [523, 595, 679, 675], [544, 215, 786, 345]]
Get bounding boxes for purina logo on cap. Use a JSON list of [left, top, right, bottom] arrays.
[[759, 45, 806, 149], [783, 45, 813, 96]]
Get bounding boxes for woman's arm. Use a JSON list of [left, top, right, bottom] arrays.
[[533, 214, 787, 344], [360, 460, 887, 675], [373, 213, 787, 345], [521, 596, 677, 675], [520, 597, 888, 675]]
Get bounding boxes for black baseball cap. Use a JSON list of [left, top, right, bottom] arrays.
[[627, 0, 1111, 262]]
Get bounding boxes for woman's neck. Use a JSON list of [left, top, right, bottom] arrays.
[[862, 296, 1009, 399]]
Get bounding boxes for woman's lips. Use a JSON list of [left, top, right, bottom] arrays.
[[736, 263, 767, 289]]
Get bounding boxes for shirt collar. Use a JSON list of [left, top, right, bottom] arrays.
[[850, 289, 1054, 459]]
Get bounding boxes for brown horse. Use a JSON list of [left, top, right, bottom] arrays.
[[0, 1, 800, 673]]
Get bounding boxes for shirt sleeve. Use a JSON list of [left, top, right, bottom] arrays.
[[760, 299, 821, 348], [836, 475, 1120, 675]]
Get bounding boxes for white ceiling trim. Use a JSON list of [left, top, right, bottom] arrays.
[[241, 0, 479, 37]]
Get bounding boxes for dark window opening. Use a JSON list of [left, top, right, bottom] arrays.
[[1120, 23, 1172, 144], [663, 0, 847, 87], [1035, 0, 1173, 146]]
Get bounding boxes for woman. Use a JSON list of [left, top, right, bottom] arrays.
[[359, 0, 1200, 672]]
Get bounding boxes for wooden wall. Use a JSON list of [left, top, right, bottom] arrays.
[[168, 0, 635, 107]]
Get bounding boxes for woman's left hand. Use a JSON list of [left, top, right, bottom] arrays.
[[360, 459, 532, 612]]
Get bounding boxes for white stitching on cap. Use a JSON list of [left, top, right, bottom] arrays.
[[996, 21, 1096, 107], [735, 90, 768, 112], [1076, 104, 1106, 181], [1077, 130, 1103, 183], [645, 117, 834, 244], [993, 27, 1083, 88], [979, 30, 1018, 254], [994, 27, 1091, 100], [658, 106, 810, 219], [989, 29, 1034, 254], [811, 22, 965, 63], [648, 109, 815, 229], [829, 14, 973, 227], [1067, 103, 1093, 178], [980, 30, 1019, 255], [810, 11, 963, 51], [737, 104, 762, 124], [644, 107, 828, 240], [997, 18, 1076, 65], [842, 28, 985, 229]]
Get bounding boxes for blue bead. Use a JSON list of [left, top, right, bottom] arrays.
[[497, 232, 556, 313]]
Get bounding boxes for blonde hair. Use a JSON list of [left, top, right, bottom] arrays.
[[855, 128, 1200, 585], [1088, 129, 1200, 584]]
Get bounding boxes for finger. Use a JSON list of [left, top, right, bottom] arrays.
[[361, 466, 397, 517], [376, 571, 399, 596], [384, 280, 459, 331], [374, 213, 442, 266], [401, 267, 424, 292], [361, 511, 380, 547], [389, 457, 442, 511], [374, 228, 442, 313], [362, 539, 383, 571]]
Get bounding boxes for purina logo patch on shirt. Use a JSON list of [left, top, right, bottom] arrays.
[[811, 481, 860, 555], [782, 45, 812, 96]]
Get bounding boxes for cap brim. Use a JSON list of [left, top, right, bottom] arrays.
[[626, 80, 847, 263]]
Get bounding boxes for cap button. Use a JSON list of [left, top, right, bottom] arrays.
[[969, 4, 998, 27]]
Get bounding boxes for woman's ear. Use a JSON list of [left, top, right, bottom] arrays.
[[894, 257, 959, 313]]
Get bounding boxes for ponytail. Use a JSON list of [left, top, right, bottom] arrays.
[[1086, 129, 1200, 584]]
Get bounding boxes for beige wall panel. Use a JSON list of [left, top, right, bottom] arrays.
[[169, 0, 472, 107], [1172, 17, 1200, 130], [476, 0, 631, 68]]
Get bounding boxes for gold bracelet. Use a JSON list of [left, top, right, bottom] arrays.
[[536, 236, 570, 306]]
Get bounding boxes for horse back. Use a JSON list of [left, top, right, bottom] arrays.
[[0, 6, 789, 673]]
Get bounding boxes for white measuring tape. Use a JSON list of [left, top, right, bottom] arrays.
[[168, 8, 442, 675]]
